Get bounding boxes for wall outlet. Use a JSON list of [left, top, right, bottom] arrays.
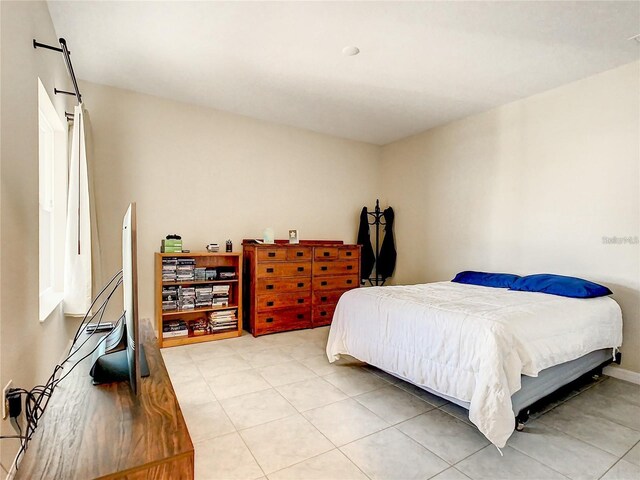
[[2, 380, 12, 420]]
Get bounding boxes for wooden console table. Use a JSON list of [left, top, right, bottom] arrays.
[[15, 319, 194, 479]]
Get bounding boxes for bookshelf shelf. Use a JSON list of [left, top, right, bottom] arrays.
[[155, 252, 242, 348], [162, 279, 238, 286], [161, 304, 239, 317]]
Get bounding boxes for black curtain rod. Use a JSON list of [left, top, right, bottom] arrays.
[[33, 37, 82, 103]]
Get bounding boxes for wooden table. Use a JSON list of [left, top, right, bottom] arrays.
[[15, 319, 194, 479]]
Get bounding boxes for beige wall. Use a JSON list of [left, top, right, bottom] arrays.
[[381, 61, 640, 373], [80, 81, 380, 321], [0, 1, 79, 474]]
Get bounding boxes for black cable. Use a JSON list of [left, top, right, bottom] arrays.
[[69, 269, 123, 348], [63, 278, 123, 365], [11, 276, 125, 469], [54, 313, 125, 388]]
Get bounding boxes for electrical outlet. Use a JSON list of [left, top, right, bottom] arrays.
[[2, 380, 12, 420]]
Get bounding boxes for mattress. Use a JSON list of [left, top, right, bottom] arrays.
[[326, 282, 622, 447]]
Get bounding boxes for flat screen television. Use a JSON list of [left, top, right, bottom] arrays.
[[90, 203, 149, 394]]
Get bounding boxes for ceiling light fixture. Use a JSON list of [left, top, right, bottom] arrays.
[[342, 46, 360, 56]]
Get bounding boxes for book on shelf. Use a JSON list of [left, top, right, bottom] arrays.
[[162, 319, 188, 338]]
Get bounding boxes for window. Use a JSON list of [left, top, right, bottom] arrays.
[[38, 79, 67, 321]]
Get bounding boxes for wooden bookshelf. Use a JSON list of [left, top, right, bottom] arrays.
[[155, 252, 242, 348]]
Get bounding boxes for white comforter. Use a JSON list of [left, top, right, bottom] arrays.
[[326, 282, 622, 447]]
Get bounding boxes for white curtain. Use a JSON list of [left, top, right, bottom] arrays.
[[64, 104, 92, 315]]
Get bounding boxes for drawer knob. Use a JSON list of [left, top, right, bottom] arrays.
[[266, 284, 274, 290], [347, 265, 353, 270], [268, 252, 276, 257], [321, 281, 327, 286], [297, 298, 304, 304], [266, 317, 274, 323], [321, 266, 328, 271], [347, 279, 352, 285], [321, 296, 327, 302], [323, 252, 330, 257], [297, 282, 304, 288], [296, 251, 303, 257], [267, 301, 274, 307], [320, 311, 327, 316], [297, 267, 304, 272], [266, 268, 274, 273], [297, 313, 304, 319], [346, 251, 352, 256]]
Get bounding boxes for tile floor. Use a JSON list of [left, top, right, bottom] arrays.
[[161, 327, 640, 480]]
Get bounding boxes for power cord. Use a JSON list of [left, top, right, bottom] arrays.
[[1, 270, 125, 471]]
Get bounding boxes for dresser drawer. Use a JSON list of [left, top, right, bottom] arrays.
[[314, 247, 339, 260], [257, 247, 287, 261], [256, 277, 311, 293], [313, 260, 358, 276], [312, 304, 337, 326], [256, 261, 311, 278], [255, 308, 312, 333], [286, 247, 312, 261], [313, 275, 359, 290], [256, 292, 311, 311], [312, 288, 351, 306], [338, 246, 358, 260]]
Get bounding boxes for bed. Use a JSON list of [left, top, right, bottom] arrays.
[[326, 281, 623, 448]]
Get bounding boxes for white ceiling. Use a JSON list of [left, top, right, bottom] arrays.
[[48, 1, 640, 145]]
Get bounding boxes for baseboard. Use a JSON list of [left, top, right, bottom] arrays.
[[603, 365, 640, 385]]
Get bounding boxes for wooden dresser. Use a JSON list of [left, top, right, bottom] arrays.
[[243, 240, 361, 336]]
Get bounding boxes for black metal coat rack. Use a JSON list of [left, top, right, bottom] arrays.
[[367, 199, 387, 286], [33, 37, 82, 121]]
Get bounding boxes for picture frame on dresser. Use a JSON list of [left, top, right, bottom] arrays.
[[242, 239, 361, 336]]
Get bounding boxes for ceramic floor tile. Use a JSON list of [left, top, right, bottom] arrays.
[[364, 366, 404, 385], [182, 400, 236, 443], [173, 376, 217, 406], [220, 388, 297, 430], [206, 369, 271, 400], [197, 354, 253, 381], [194, 432, 264, 480], [456, 445, 566, 480], [623, 441, 640, 467], [395, 381, 450, 407], [600, 460, 640, 480], [591, 378, 640, 407], [300, 354, 346, 376], [258, 360, 317, 387], [439, 402, 473, 426], [186, 342, 236, 363], [161, 346, 194, 368], [323, 367, 388, 396], [354, 385, 434, 424], [430, 468, 472, 480], [168, 362, 205, 386], [508, 421, 617, 480], [267, 449, 368, 480], [276, 377, 347, 412], [340, 427, 449, 480], [538, 402, 640, 456], [397, 409, 488, 464], [279, 342, 327, 360], [240, 414, 333, 474], [567, 389, 640, 432], [303, 398, 389, 446], [239, 347, 294, 368]]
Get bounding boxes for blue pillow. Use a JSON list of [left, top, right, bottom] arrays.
[[452, 271, 521, 288], [510, 274, 612, 298]]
